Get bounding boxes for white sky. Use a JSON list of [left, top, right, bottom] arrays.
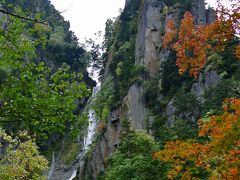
[[50, 0, 219, 43], [50, 0, 125, 43]]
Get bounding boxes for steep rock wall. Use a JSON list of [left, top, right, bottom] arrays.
[[81, 0, 217, 179]]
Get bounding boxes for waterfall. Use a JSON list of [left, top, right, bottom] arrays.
[[48, 152, 55, 180], [67, 86, 99, 180]]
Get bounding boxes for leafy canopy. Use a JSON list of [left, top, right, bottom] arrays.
[[0, 3, 89, 144], [0, 128, 48, 180], [163, 0, 240, 77], [154, 98, 240, 179]]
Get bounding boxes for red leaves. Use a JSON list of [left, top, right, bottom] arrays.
[[164, 12, 209, 78], [154, 98, 240, 179], [163, 4, 240, 78]]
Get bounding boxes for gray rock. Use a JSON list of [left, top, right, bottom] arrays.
[[82, 109, 121, 180], [191, 73, 205, 99], [79, 1, 219, 178], [206, 8, 216, 24], [125, 0, 131, 7], [205, 70, 220, 89], [192, 0, 206, 25], [191, 70, 220, 99], [166, 99, 176, 127], [135, 1, 164, 77], [125, 84, 147, 129]]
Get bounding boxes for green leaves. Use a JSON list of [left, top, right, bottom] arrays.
[[99, 130, 168, 180], [92, 76, 115, 120], [0, 128, 48, 179], [0, 62, 89, 142], [0, 5, 89, 145]]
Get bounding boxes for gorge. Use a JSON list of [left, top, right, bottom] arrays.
[[0, 0, 239, 179]]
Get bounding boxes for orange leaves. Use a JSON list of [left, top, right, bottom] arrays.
[[164, 12, 210, 78], [153, 140, 204, 179], [235, 45, 240, 59], [163, 19, 177, 48], [163, 6, 240, 77], [154, 98, 240, 179]]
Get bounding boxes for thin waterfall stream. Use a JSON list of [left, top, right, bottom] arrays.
[[68, 86, 99, 180], [47, 86, 99, 180], [48, 152, 55, 179]]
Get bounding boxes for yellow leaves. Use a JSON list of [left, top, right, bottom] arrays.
[[181, 171, 192, 180], [0, 129, 48, 179], [155, 98, 240, 179]]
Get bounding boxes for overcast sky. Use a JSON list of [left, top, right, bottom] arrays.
[[50, 0, 218, 43], [50, 0, 125, 42]]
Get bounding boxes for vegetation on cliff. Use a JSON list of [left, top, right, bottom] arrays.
[[154, 0, 240, 178], [97, 0, 240, 179], [0, 0, 95, 177], [0, 0, 239, 179]]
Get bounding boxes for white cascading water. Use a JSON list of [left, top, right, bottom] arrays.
[[68, 86, 99, 180], [48, 152, 55, 179]]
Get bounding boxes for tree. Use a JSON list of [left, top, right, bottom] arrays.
[[99, 129, 167, 180], [0, 8, 47, 25], [163, 0, 240, 77], [0, 4, 89, 145], [154, 1, 240, 179], [153, 98, 240, 179], [0, 128, 48, 179], [0, 62, 89, 141]]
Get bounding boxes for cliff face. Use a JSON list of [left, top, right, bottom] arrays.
[[80, 0, 218, 179]]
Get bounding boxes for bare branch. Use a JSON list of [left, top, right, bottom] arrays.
[[0, 9, 48, 25]]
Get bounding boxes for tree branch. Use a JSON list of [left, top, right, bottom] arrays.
[[0, 9, 48, 25]]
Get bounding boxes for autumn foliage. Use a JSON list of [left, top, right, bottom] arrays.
[[153, 98, 240, 179], [157, 2, 240, 178], [163, 0, 240, 77]]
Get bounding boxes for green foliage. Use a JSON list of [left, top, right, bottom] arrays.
[[93, 76, 115, 120], [0, 4, 89, 147], [49, 26, 66, 46], [130, 64, 148, 85], [0, 6, 36, 67], [2, 0, 94, 85], [160, 52, 194, 96], [103, 18, 115, 51], [143, 79, 161, 113], [115, 61, 123, 77], [173, 91, 201, 120], [206, 41, 240, 79], [152, 117, 198, 145], [161, 0, 192, 17], [0, 128, 48, 179], [101, 0, 142, 109], [203, 79, 240, 115], [151, 91, 200, 144], [0, 61, 89, 144], [216, 39, 240, 78], [151, 116, 168, 141], [0, 1, 95, 177], [60, 140, 81, 166], [98, 129, 169, 180]]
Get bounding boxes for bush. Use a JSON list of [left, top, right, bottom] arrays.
[[203, 79, 240, 115], [92, 76, 115, 120], [98, 130, 169, 180], [173, 91, 202, 120], [0, 128, 48, 179]]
